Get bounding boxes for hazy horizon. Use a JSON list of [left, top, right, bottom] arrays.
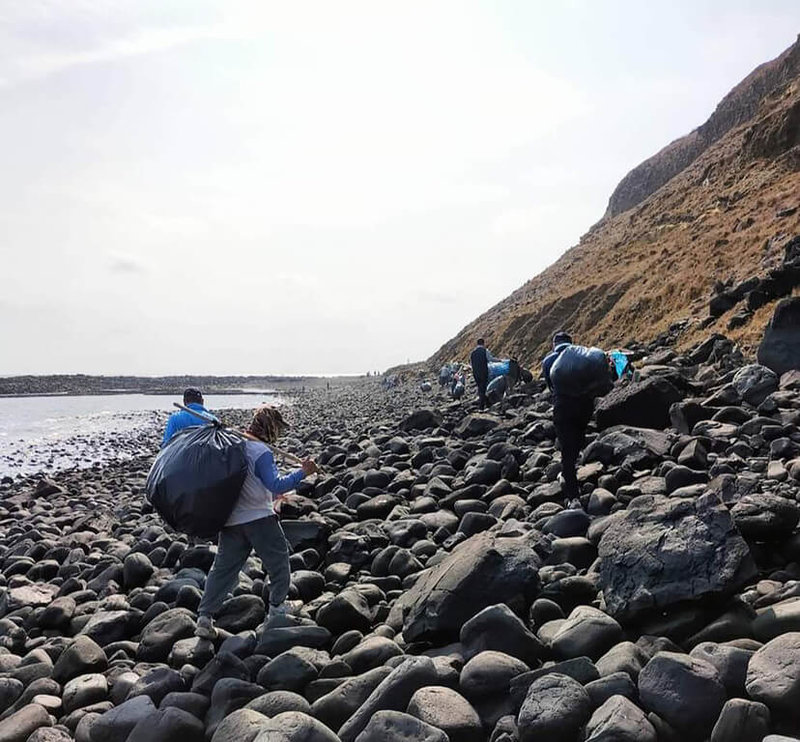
[[2, 1, 798, 375]]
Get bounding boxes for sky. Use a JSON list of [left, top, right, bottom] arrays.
[[1, 1, 798, 376]]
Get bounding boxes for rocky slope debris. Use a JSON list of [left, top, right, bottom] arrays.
[[3, 336, 800, 740]]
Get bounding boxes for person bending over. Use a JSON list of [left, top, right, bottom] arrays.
[[542, 332, 626, 500], [195, 405, 319, 640]]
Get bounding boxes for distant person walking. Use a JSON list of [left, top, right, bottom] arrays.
[[195, 406, 319, 640], [162, 388, 216, 446], [470, 338, 496, 410], [450, 368, 466, 399], [543, 332, 626, 500]]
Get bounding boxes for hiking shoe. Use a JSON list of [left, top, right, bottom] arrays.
[[195, 615, 217, 640], [266, 601, 290, 627]]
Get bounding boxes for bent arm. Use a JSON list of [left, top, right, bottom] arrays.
[[254, 449, 305, 495], [542, 355, 554, 390]]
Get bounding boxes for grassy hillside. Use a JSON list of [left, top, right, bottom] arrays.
[[431, 37, 800, 369]]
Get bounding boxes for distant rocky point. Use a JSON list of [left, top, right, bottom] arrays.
[[0, 375, 350, 397]]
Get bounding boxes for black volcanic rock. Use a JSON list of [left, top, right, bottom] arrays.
[[7, 337, 800, 741], [638, 651, 726, 737], [596, 377, 683, 430], [597, 493, 756, 623], [758, 297, 800, 376], [387, 530, 546, 643]]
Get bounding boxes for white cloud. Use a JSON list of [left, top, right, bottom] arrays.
[[108, 252, 148, 275], [0, 26, 211, 87]]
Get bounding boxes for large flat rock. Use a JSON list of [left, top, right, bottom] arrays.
[[387, 530, 546, 643], [597, 493, 756, 623]]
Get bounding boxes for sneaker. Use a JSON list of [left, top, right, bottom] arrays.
[[195, 615, 217, 640], [266, 601, 290, 627]]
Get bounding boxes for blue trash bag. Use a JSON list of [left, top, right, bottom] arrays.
[[145, 424, 248, 539], [488, 360, 511, 380], [609, 350, 630, 379]]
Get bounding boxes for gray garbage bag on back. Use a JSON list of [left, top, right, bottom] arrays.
[[145, 425, 248, 539], [549, 344, 613, 398]]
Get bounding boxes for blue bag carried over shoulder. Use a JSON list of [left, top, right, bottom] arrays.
[[488, 360, 511, 380], [549, 345, 613, 398]]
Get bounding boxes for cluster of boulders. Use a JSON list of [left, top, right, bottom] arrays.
[[707, 235, 800, 331], [2, 335, 800, 741]]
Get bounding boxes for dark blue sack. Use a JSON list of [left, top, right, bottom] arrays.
[[549, 345, 613, 398], [145, 424, 248, 539]]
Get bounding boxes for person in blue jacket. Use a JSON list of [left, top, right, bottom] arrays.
[[162, 388, 216, 446], [195, 405, 319, 640], [542, 331, 628, 500]]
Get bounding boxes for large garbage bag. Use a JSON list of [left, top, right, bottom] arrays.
[[488, 360, 511, 380], [549, 345, 613, 399], [145, 424, 248, 539]]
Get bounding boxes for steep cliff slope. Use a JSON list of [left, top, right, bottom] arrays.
[[432, 37, 800, 369]]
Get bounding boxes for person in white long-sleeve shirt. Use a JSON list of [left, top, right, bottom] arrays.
[[195, 406, 319, 640]]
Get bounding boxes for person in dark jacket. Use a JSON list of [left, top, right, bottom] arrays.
[[470, 338, 496, 410], [542, 331, 618, 500]]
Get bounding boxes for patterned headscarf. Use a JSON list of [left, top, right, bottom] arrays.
[[248, 406, 289, 444]]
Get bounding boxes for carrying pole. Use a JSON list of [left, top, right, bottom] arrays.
[[171, 402, 320, 471]]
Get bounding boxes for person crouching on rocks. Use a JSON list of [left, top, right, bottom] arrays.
[[542, 332, 629, 502], [195, 405, 319, 640]]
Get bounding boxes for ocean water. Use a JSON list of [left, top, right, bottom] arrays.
[[0, 392, 280, 478]]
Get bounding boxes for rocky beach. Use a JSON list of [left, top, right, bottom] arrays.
[[3, 334, 800, 742]]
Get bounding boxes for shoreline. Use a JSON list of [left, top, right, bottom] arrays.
[[0, 389, 280, 399], [0, 399, 296, 481], [0, 373, 367, 397], [0, 385, 348, 479]]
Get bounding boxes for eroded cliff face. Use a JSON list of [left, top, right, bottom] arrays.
[[431, 37, 800, 369], [605, 35, 800, 219]]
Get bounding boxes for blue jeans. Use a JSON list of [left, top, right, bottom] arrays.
[[197, 515, 290, 617]]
